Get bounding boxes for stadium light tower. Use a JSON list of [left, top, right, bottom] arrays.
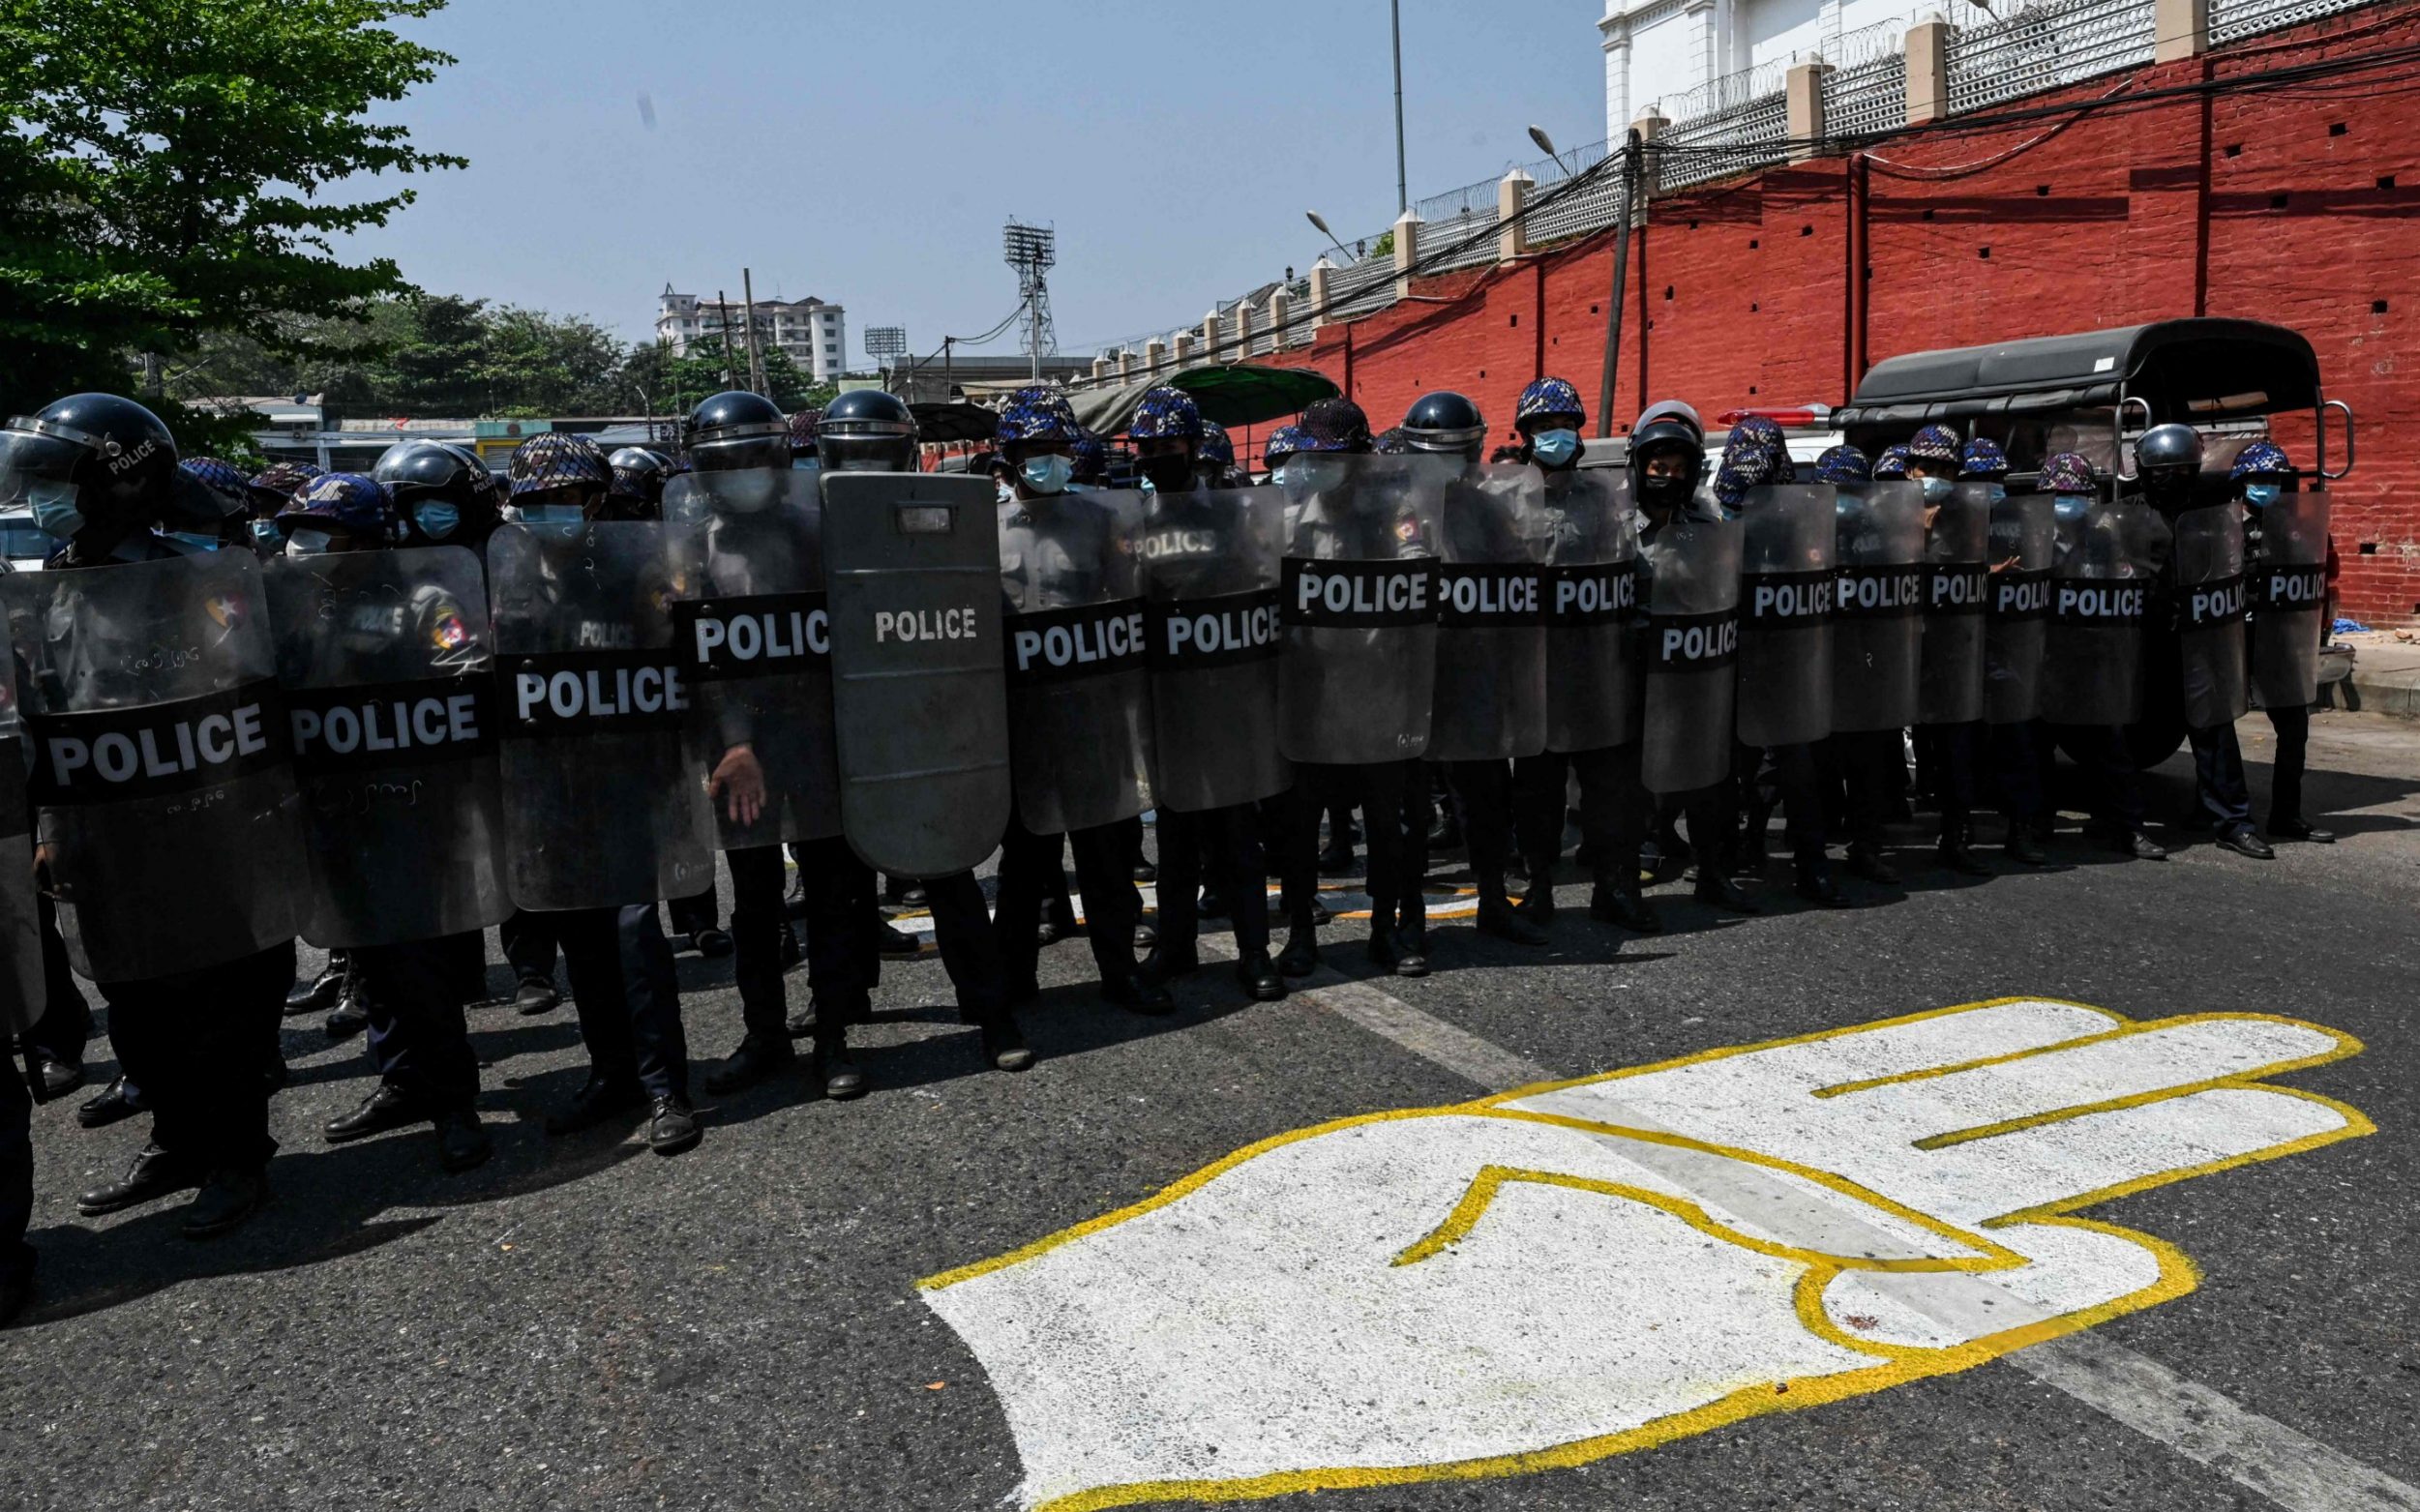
[[1002, 220, 1059, 382], [864, 325, 907, 386]]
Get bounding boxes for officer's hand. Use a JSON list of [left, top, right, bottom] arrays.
[[920, 1000, 2365, 1508], [707, 745, 765, 826], [1989, 552, 2022, 574], [31, 842, 63, 901]]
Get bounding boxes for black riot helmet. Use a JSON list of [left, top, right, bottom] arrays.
[[2135, 423, 2204, 503], [374, 438, 500, 547], [1628, 400, 1707, 518], [607, 446, 672, 506], [1400, 391, 1487, 460], [0, 392, 181, 542], [685, 391, 792, 474], [818, 388, 919, 473]]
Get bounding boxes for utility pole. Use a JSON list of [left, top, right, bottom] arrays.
[[715, 291, 737, 389], [1597, 131, 1643, 438], [942, 335, 954, 401], [740, 268, 768, 398], [1390, 0, 1409, 215]]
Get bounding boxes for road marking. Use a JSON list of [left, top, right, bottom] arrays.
[[926, 978, 2405, 1512]]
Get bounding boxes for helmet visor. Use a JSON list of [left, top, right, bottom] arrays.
[[688, 424, 790, 477], [0, 426, 88, 512]]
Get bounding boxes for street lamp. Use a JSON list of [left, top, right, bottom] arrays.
[[1528, 124, 1578, 180], [1305, 210, 1353, 260]]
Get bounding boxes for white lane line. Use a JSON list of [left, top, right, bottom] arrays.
[[1269, 964, 2419, 1512]]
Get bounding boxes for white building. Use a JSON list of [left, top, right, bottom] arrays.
[[656, 285, 849, 384], [1598, 0, 2000, 135]]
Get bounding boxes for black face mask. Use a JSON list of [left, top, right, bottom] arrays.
[[1137, 455, 1194, 493], [1639, 472, 1693, 509]]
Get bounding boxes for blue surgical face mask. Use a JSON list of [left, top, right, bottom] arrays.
[[2053, 493, 2091, 522], [1986, 483, 2008, 504], [996, 481, 1015, 506], [413, 501, 461, 540], [285, 527, 335, 556], [1020, 454, 1072, 496], [1299, 455, 1345, 493], [250, 519, 283, 551], [165, 531, 224, 552], [1919, 476, 1955, 504], [518, 503, 584, 525], [1530, 428, 1581, 467], [2243, 483, 2283, 509], [31, 483, 83, 540]]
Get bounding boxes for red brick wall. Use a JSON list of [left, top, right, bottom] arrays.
[[1241, 3, 2420, 622]]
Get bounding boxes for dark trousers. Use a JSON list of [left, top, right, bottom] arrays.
[[1282, 761, 1415, 935], [1, 1048, 28, 1288], [1658, 783, 1736, 875], [101, 939, 294, 1172], [22, 894, 91, 1068], [2047, 724, 2147, 834], [1515, 743, 1645, 897], [499, 910, 558, 990], [729, 838, 875, 1039], [1154, 802, 1272, 961], [2189, 721, 2255, 836], [551, 905, 687, 1101], [355, 939, 478, 1111], [998, 817, 1141, 992], [1754, 741, 1829, 867], [1929, 722, 1984, 840], [2266, 702, 2311, 825], [1988, 721, 2048, 828], [1831, 729, 1903, 847], [666, 875, 720, 941], [1438, 760, 1516, 893]]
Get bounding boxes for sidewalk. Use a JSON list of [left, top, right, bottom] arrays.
[[2329, 631, 2420, 718]]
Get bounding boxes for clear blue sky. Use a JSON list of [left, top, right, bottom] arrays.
[[343, 0, 1606, 361]]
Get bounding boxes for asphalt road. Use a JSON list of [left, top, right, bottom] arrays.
[[5, 710, 2415, 1512]]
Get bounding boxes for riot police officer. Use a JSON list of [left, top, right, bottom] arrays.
[[1198, 421, 1244, 489], [380, 439, 505, 553], [607, 446, 676, 522], [7, 394, 296, 1236], [788, 408, 823, 469], [2038, 450, 2166, 860], [500, 431, 702, 1152], [2235, 441, 2332, 843]]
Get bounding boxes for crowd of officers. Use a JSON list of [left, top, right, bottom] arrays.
[[0, 371, 2330, 1325]]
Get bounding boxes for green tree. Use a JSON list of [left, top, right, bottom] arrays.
[[0, 0, 461, 446], [629, 335, 824, 418]]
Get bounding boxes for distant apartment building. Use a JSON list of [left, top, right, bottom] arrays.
[[656, 285, 848, 384]]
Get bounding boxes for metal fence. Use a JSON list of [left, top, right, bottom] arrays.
[[2211, 0, 2375, 43], [1825, 51, 1909, 141], [1944, 0, 2158, 115], [1657, 91, 1792, 193]]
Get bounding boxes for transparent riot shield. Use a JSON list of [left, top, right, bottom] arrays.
[[0, 662, 38, 1032], [1917, 483, 1991, 726], [1142, 487, 1289, 813], [266, 546, 510, 948], [1735, 484, 1835, 749], [1640, 514, 1743, 794], [1428, 465, 1549, 763], [1001, 488, 1153, 835], [1984, 491, 2055, 725], [488, 521, 712, 909], [2250, 488, 2329, 710], [821, 473, 1011, 879], [0, 549, 302, 982], [1277, 452, 1449, 764], [2041, 499, 2168, 727], [1537, 470, 1639, 754], [1830, 481, 1927, 733], [2169, 502, 2250, 731], [665, 469, 843, 847]]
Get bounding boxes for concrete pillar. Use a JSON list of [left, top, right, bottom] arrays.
[[1091, 355, 1111, 382], [1905, 18, 1951, 126], [1266, 287, 1292, 348], [1144, 337, 1166, 375], [1307, 259, 1335, 329], [1117, 348, 1133, 380], [1497, 169, 1535, 263], [1597, 13, 1632, 147], [1203, 311, 1222, 361], [1390, 211, 1420, 301], [1786, 61, 1830, 163], [2155, 0, 2209, 62], [1234, 300, 1255, 357], [1172, 330, 1195, 367], [1633, 105, 1668, 204]]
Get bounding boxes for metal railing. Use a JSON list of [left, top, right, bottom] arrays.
[[2211, 0, 2375, 43], [1657, 54, 1793, 125], [1944, 0, 2157, 115], [1825, 50, 1909, 142], [1657, 91, 1791, 193]]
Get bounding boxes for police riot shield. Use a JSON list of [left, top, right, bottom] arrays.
[[2041, 499, 2167, 727], [1428, 465, 1549, 763], [265, 547, 510, 948], [1141, 487, 1289, 813], [1278, 452, 1449, 764], [0, 662, 39, 1032], [1001, 489, 1154, 836], [1640, 514, 1743, 794], [1984, 491, 2055, 724], [488, 521, 712, 909], [1830, 482, 1927, 733], [665, 470, 843, 848], [2170, 502, 2249, 730], [1537, 470, 1639, 754], [2250, 488, 2329, 710], [821, 473, 1011, 879], [1917, 483, 1991, 726], [0, 550, 302, 982], [1735, 484, 1834, 749]]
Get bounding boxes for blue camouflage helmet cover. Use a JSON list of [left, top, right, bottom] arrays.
[[1296, 397, 1372, 454], [180, 457, 250, 495], [507, 431, 613, 496], [2038, 451, 2099, 495], [1264, 424, 1309, 467], [1958, 437, 2011, 480], [995, 387, 1082, 446], [1128, 385, 1204, 443], [248, 459, 324, 514], [1070, 431, 1110, 479], [1905, 424, 1963, 468], [1514, 376, 1587, 432], [1812, 443, 1872, 486], [277, 471, 400, 540], [2229, 439, 2295, 480], [1713, 416, 1792, 509], [1871, 445, 1914, 480], [1372, 427, 1410, 456], [1199, 419, 1235, 467]]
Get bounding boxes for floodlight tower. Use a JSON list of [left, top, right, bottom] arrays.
[[1002, 220, 1058, 382], [864, 325, 907, 388]]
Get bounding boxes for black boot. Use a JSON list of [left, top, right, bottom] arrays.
[[75, 1074, 143, 1130], [545, 1076, 645, 1136], [77, 1143, 201, 1216], [1590, 877, 1663, 934], [818, 1023, 867, 1100], [2006, 826, 2047, 866], [646, 1095, 702, 1155], [512, 977, 560, 1017], [1795, 861, 1850, 908], [1693, 872, 1760, 914], [1135, 945, 1200, 992], [284, 959, 346, 1015], [702, 1033, 793, 1095], [324, 1082, 426, 1144], [1474, 876, 1548, 946], [1845, 843, 1901, 885], [181, 1167, 269, 1239], [1277, 928, 1319, 978], [434, 1109, 493, 1173], [1936, 823, 1991, 876], [1102, 975, 1175, 1016], [978, 1012, 1034, 1072], [1236, 952, 1287, 1001]]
